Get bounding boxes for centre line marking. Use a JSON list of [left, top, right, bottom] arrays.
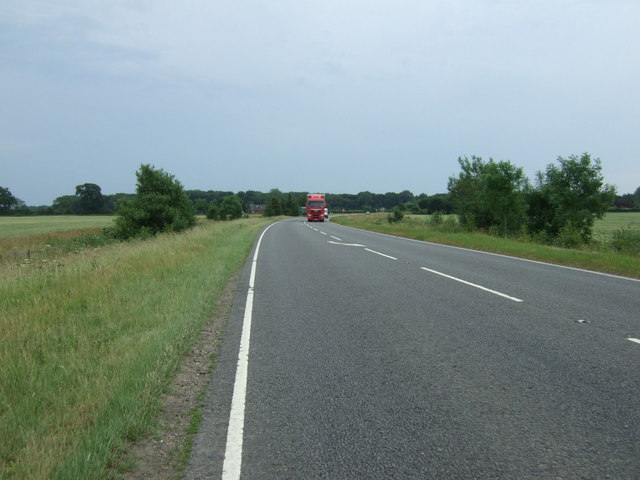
[[328, 241, 365, 247], [320, 231, 327, 235], [365, 248, 398, 260], [330, 235, 342, 241], [628, 338, 640, 345], [420, 267, 523, 302], [222, 223, 274, 480]]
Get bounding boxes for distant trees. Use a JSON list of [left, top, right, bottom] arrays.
[[263, 189, 303, 217], [0, 187, 20, 215], [113, 164, 196, 239], [0, 187, 18, 213], [205, 195, 244, 220], [75, 183, 105, 214]]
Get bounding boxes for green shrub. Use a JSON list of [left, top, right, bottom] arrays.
[[114, 165, 196, 239], [387, 207, 404, 223], [611, 228, 640, 255]]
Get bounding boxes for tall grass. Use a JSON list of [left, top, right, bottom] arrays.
[[0, 217, 272, 479], [332, 214, 640, 278]]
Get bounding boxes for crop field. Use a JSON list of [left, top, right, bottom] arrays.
[[593, 211, 640, 234], [0, 215, 116, 239]]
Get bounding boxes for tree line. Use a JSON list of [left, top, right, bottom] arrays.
[[2, 154, 639, 243]]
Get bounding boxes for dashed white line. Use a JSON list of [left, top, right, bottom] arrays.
[[628, 338, 640, 345], [420, 267, 524, 302], [330, 235, 342, 241], [328, 241, 366, 247], [320, 231, 327, 235], [365, 248, 398, 260], [222, 223, 274, 480]]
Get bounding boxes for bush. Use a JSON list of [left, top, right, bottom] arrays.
[[387, 207, 404, 223], [556, 223, 584, 249], [113, 165, 196, 239], [429, 211, 443, 226], [611, 228, 640, 255]]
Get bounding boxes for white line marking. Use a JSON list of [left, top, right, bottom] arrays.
[[320, 231, 327, 235], [334, 223, 640, 282], [222, 223, 274, 480], [365, 248, 398, 260], [420, 267, 524, 302], [628, 338, 640, 345], [330, 235, 342, 241], [328, 241, 365, 247]]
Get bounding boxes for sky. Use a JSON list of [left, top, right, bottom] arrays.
[[1, 0, 639, 206]]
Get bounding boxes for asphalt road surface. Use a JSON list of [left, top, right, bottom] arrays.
[[186, 218, 640, 479]]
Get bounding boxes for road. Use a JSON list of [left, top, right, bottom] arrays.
[[186, 218, 640, 479]]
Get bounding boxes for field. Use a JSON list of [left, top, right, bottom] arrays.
[[0, 215, 116, 238], [0, 216, 275, 479], [593, 211, 640, 236]]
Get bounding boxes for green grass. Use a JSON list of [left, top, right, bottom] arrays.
[[332, 213, 640, 279], [593, 212, 640, 234], [0, 217, 273, 479], [0, 216, 116, 239]]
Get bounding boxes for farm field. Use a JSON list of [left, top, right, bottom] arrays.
[[0, 215, 116, 238], [593, 211, 640, 234]]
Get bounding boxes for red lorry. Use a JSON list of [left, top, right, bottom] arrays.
[[306, 194, 327, 222]]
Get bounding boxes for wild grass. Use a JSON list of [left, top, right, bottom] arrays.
[[332, 213, 640, 279], [0, 217, 273, 479]]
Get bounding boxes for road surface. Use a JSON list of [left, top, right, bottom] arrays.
[[186, 218, 640, 479]]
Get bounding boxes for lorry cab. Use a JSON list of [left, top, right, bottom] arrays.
[[306, 194, 326, 222]]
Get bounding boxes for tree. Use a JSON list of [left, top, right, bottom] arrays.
[[448, 156, 528, 234], [76, 183, 105, 214], [52, 195, 79, 215], [0, 187, 19, 215], [529, 153, 616, 243], [113, 164, 196, 239], [263, 196, 283, 217], [419, 194, 454, 214], [220, 195, 244, 220]]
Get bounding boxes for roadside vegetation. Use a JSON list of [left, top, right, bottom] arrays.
[[0, 216, 273, 478], [332, 212, 640, 278], [1, 155, 638, 478]]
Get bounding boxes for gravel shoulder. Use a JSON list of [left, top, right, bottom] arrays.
[[123, 271, 240, 479]]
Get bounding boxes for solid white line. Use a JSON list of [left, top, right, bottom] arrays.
[[330, 235, 342, 241], [628, 338, 640, 345], [222, 223, 274, 480], [365, 248, 398, 260], [420, 267, 524, 302]]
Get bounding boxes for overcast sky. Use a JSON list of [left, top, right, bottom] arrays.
[[2, 0, 639, 205]]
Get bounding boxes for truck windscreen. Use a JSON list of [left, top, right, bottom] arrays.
[[308, 201, 324, 207]]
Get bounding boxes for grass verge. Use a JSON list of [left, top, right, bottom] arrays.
[[0, 217, 273, 479], [331, 214, 640, 279]]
